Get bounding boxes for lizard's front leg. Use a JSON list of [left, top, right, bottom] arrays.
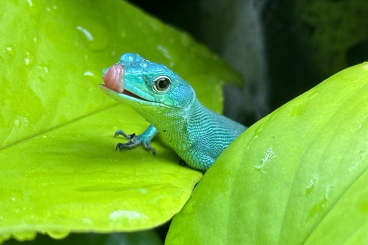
[[114, 124, 158, 155]]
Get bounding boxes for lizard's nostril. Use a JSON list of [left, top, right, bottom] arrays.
[[103, 64, 125, 93]]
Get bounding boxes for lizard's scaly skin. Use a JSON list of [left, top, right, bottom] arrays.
[[99, 53, 246, 171]]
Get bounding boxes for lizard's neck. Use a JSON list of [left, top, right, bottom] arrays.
[[133, 93, 204, 149], [132, 92, 246, 171]]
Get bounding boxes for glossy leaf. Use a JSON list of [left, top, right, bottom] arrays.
[[166, 63, 368, 244], [0, 0, 241, 243]]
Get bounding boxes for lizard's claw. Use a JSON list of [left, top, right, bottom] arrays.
[[114, 129, 135, 139], [115, 129, 156, 156]]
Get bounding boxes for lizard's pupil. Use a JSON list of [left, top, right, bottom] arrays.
[[155, 77, 171, 91]]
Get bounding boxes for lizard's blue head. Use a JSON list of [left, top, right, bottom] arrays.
[[99, 53, 195, 111]]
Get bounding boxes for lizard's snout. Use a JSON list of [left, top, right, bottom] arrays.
[[102, 64, 125, 93]]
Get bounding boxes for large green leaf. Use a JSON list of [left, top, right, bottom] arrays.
[[0, 0, 241, 243], [166, 63, 368, 244]]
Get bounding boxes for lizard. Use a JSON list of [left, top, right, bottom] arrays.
[[99, 53, 247, 172]]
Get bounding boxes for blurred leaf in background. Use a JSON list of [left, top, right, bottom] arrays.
[[3, 232, 162, 245]]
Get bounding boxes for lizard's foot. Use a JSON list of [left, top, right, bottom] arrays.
[[114, 129, 156, 156]]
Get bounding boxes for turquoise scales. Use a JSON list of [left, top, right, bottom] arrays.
[[99, 53, 246, 171]]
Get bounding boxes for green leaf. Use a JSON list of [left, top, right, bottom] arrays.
[[166, 63, 368, 244], [0, 0, 240, 243]]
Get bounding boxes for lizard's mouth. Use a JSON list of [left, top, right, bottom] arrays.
[[100, 64, 148, 101], [121, 89, 147, 101]]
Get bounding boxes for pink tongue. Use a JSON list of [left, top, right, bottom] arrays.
[[103, 64, 124, 93]]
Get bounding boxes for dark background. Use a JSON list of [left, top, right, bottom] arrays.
[[128, 0, 368, 126]]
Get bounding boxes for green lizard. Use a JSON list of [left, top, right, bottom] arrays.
[[99, 53, 246, 171]]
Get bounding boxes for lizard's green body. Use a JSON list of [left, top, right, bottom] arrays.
[[99, 53, 246, 171]]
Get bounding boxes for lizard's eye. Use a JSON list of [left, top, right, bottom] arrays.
[[154, 76, 171, 92]]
